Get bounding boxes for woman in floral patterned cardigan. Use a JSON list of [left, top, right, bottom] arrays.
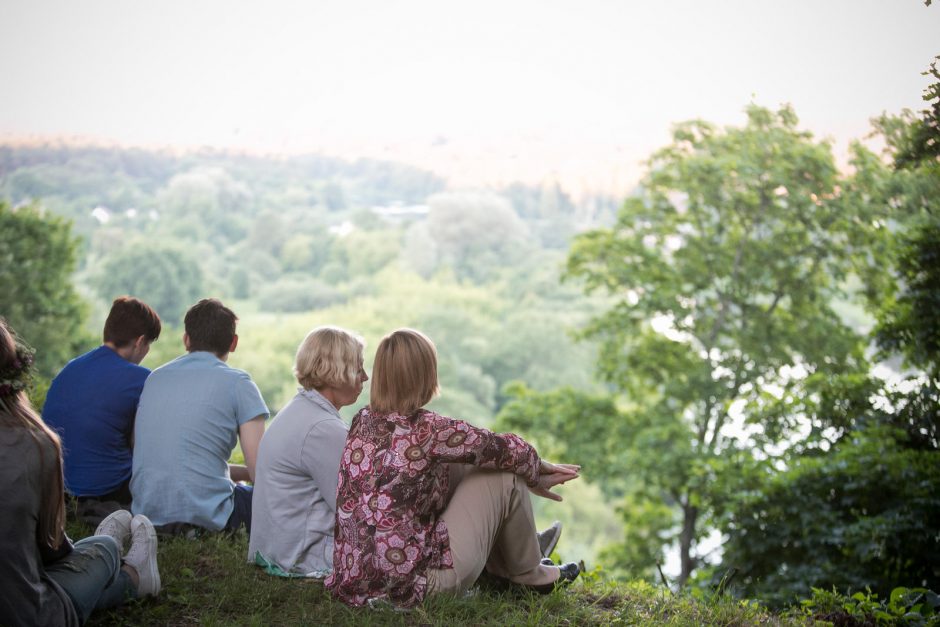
[[326, 328, 581, 608]]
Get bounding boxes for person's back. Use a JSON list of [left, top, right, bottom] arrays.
[[43, 297, 161, 505], [130, 298, 268, 533], [0, 317, 161, 626], [44, 347, 149, 498], [0, 424, 78, 626], [249, 391, 346, 575], [132, 352, 265, 529], [249, 326, 365, 578]]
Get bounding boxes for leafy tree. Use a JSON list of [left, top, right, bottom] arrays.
[[870, 58, 940, 378], [713, 59, 940, 606], [156, 167, 253, 245], [427, 191, 529, 282], [0, 202, 90, 379], [93, 243, 204, 325], [504, 105, 875, 586], [256, 276, 346, 313], [717, 422, 939, 608]]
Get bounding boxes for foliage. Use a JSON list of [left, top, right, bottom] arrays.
[[556, 104, 872, 585], [0, 202, 91, 380], [426, 191, 531, 282], [714, 423, 940, 608], [93, 243, 204, 325], [795, 585, 940, 626], [869, 57, 940, 378], [712, 59, 940, 609], [496, 384, 632, 494], [256, 275, 347, 313], [893, 56, 940, 168], [874, 220, 940, 373]]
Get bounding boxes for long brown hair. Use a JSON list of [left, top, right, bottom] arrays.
[[0, 318, 66, 549]]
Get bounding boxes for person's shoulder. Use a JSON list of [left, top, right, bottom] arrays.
[[114, 353, 151, 378], [142, 354, 193, 386], [222, 363, 255, 380], [196, 354, 253, 381], [51, 346, 100, 378], [416, 408, 448, 422], [149, 353, 188, 373], [281, 392, 337, 423]]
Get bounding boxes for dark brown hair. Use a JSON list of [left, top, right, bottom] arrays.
[[0, 318, 65, 550], [369, 328, 439, 416], [184, 298, 238, 356], [102, 296, 162, 347]]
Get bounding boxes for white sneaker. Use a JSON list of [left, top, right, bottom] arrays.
[[124, 514, 161, 597], [95, 510, 132, 550]]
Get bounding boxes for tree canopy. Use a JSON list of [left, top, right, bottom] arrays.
[[0, 202, 90, 381], [500, 104, 883, 586]]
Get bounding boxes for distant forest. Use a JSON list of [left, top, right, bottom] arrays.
[[0, 142, 621, 419]]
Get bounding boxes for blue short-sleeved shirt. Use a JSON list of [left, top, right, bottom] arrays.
[[130, 351, 269, 530], [43, 345, 150, 497]]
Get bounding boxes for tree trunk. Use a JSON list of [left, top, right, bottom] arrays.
[[678, 503, 698, 588]]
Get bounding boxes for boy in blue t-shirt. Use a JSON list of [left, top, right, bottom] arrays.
[[43, 296, 162, 506]]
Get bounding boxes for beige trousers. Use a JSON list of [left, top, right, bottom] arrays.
[[426, 465, 556, 596]]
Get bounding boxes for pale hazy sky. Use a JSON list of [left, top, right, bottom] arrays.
[[1, 0, 938, 196]]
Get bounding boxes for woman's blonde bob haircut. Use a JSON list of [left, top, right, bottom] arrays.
[[369, 328, 440, 416], [294, 326, 365, 391]]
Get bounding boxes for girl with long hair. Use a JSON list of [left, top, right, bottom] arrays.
[[0, 318, 161, 625]]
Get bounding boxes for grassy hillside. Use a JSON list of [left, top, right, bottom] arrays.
[[70, 521, 814, 627]]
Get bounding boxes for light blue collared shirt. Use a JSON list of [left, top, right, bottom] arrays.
[[131, 351, 269, 530]]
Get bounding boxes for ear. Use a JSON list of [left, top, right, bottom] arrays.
[[229, 334, 239, 354], [134, 334, 147, 350], [183, 333, 192, 351]]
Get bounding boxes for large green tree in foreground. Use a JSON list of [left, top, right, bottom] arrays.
[[0, 202, 89, 380], [500, 105, 877, 586], [715, 59, 940, 606]]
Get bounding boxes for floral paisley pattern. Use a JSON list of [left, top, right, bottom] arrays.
[[326, 407, 541, 607]]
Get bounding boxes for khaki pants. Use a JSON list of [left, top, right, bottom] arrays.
[[426, 465, 556, 595]]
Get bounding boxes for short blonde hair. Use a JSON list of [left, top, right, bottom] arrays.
[[370, 328, 440, 416], [294, 326, 365, 391]]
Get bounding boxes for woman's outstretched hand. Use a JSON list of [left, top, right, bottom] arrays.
[[530, 459, 581, 502]]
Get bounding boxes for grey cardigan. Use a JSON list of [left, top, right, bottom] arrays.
[[248, 389, 348, 576]]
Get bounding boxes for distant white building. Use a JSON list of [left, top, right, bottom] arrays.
[[329, 220, 354, 237], [91, 206, 111, 224], [371, 202, 429, 223]]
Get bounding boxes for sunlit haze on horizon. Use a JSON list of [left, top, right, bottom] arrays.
[[2, 0, 938, 197]]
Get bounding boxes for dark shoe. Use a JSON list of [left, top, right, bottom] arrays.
[[527, 561, 581, 595], [537, 521, 562, 558]]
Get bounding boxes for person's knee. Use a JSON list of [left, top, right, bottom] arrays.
[[82, 535, 123, 569]]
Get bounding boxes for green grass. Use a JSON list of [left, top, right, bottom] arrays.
[[70, 521, 811, 627]]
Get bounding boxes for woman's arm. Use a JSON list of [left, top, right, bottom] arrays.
[[529, 460, 581, 502], [419, 411, 542, 485]]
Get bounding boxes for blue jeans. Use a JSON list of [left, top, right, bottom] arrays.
[[45, 535, 136, 624], [225, 483, 253, 534]]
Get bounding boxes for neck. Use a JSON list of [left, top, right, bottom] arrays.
[[188, 349, 229, 362], [103, 342, 135, 362], [314, 387, 343, 410]]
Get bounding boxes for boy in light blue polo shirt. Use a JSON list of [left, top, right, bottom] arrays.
[[131, 298, 268, 533]]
